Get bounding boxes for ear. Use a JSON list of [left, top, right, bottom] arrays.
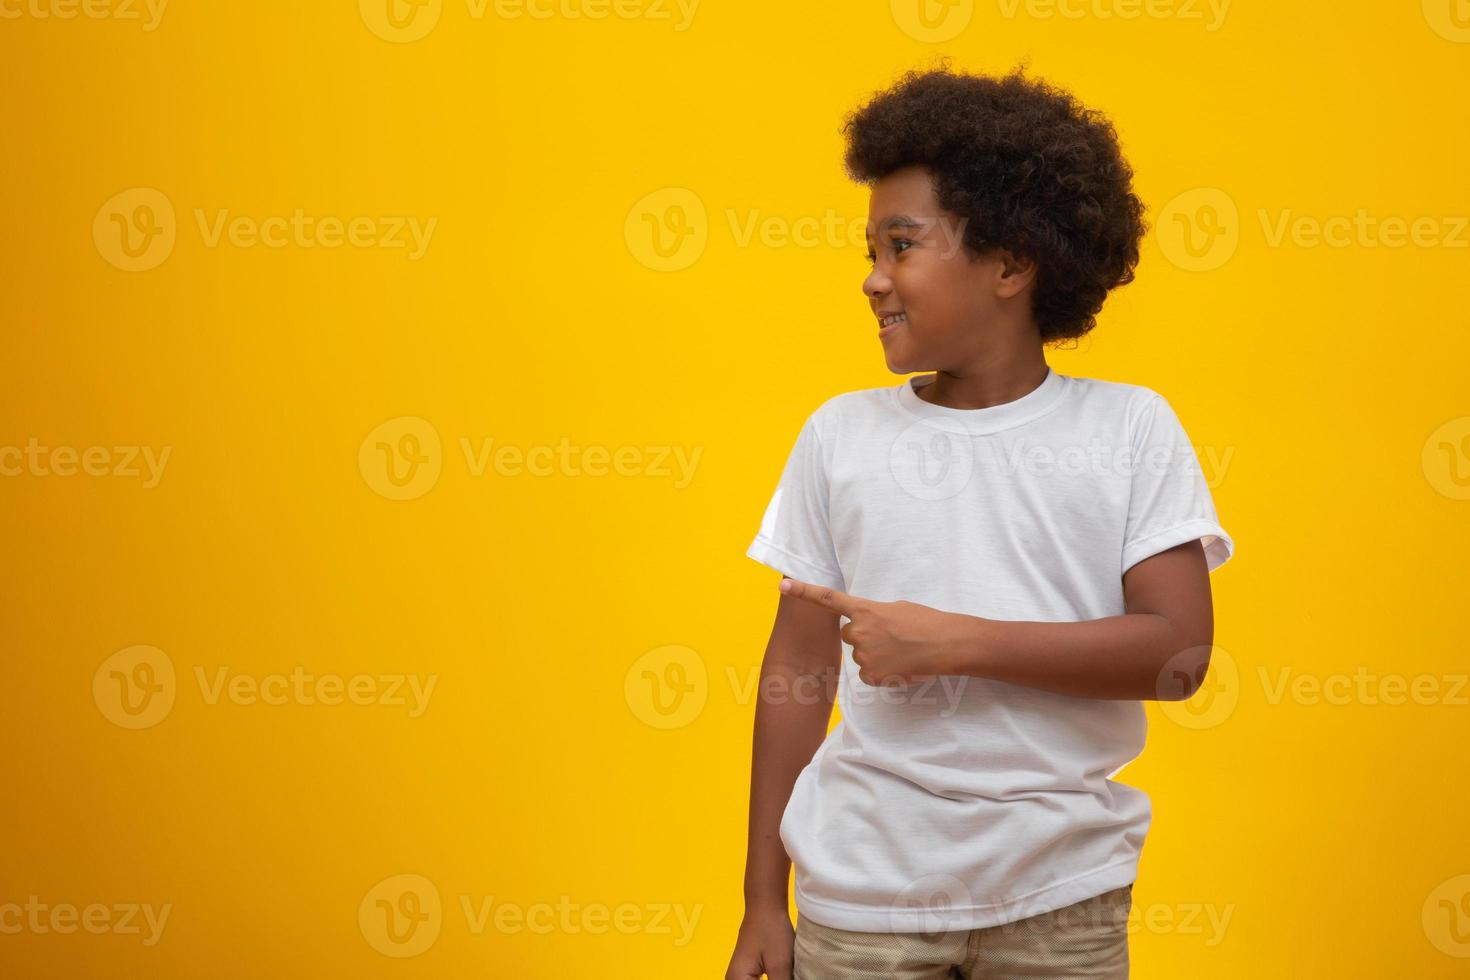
[[994, 249, 1039, 299]]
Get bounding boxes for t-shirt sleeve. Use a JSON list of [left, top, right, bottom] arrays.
[[1121, 393, 1235, 575], [745, 413, 846, 591]]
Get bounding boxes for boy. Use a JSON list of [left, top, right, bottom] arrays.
[[725, 63, 1233, 980]]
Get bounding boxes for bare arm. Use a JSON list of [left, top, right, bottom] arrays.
[[742, 586, 842, 907], [776, 539, 1216, 703], [726, 583, 841, 980], [942, 539, 1216, 700]]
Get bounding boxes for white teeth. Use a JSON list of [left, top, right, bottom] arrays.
[[881, 314, 906, 327]]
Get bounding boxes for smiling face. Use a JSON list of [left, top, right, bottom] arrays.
[[863, 165, 1036, 374]]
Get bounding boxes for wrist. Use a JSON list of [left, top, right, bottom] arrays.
[[742, 897, 790, 917], [940, 612, 994, 678]]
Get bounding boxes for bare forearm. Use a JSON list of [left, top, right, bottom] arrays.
[[743, 659, 836, 909], [940, 612, 1207, 701]]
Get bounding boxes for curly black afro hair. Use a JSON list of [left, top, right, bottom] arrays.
[[842, 60, 1147, 344]]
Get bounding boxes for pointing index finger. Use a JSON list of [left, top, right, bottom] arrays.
[[779, 576, 858, 616]]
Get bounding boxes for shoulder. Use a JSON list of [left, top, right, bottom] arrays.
[[1062, 373, 1172, 429], [1063, 372, 1164, 405], [801, 381, 901, 435]]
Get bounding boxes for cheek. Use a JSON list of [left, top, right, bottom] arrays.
[[895, 261, 975, 327], [892, 266, 932, 314], [923, 267, 991, 321], [899, 273, 954, 326], [909, 261, 962, 301]]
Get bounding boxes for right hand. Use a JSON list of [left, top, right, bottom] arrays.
[[724, 904, 796, 980]]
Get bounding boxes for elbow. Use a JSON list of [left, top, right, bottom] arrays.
[[1155, 640, 1214, 701]]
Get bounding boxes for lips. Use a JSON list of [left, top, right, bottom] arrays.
[[877, 312, 906, 336]]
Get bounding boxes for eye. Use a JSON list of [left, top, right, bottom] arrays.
[[864, 239, 913, 265]]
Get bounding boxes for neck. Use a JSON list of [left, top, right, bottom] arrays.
[[916, 347, 1051, 410]]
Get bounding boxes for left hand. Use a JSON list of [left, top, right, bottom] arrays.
[[778, 577, 964, 686]]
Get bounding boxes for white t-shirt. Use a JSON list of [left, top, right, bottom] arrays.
[[746, 365, 1233, 933]]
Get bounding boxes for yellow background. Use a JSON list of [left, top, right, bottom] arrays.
[[2, 0, 1468, 976]]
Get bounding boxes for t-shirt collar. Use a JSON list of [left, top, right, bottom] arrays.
[[895, 365, 1068, 435]]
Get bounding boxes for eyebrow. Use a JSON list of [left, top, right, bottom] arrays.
[[865, 215, 925, 241]]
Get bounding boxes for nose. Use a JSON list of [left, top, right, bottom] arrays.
[[863, 264, 890, 304]]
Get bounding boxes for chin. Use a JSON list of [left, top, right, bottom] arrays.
[[882, 349, 921, 374]]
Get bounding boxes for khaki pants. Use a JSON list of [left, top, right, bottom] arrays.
[[792, 884, 1132, 980]]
